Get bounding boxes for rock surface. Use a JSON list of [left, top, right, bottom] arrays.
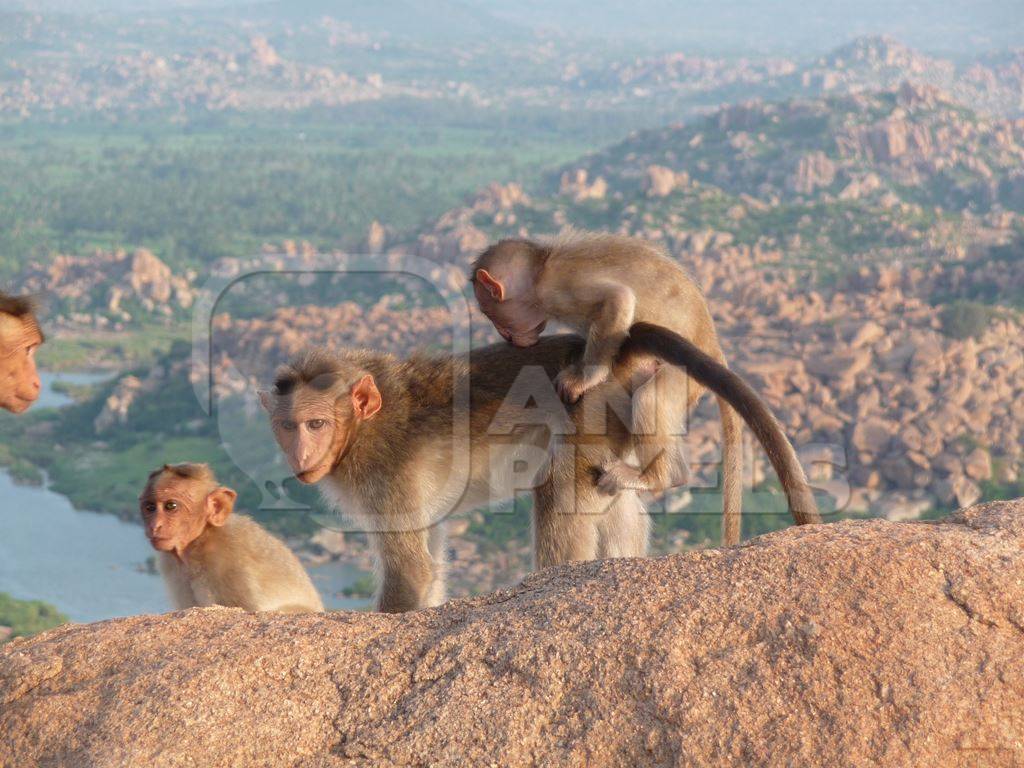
[[3, 501, 1024, 766]]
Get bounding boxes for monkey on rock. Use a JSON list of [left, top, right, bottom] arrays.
[[471, 232, 747, 544], [259, 328, 819, 613], [140, 463, 323, 613]]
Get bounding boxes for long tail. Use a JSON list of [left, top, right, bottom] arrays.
[[618, 321, 820, 530], [718, 396, 743, 545]]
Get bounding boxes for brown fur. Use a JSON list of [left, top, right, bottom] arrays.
[[473, 232, 745, 543], [141, 463, 323, 613], [262, 322, 815, 612], [620, 323, 820, 527]]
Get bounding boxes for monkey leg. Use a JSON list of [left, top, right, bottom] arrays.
[[531, 445, 606, 568], [424, 523, 449, 608], [373, 528, 440, 613], [595, 490, 650, 559], [597, 366, 691, 495]]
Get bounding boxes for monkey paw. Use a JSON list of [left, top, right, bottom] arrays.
[[555, 365, 608, 404], [595, 460, 644, 495]]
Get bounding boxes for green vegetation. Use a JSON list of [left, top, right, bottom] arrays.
[[36, 324, 189, 372], [0, 112, 609, 277], [0, 592, 68, 643], [939, 301, 1000, 340], [341, 573, 377, 599]]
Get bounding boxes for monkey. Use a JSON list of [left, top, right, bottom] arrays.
[[471, 232, 746, 543], [259, 322, 819, 613], [0, 292, 43, 414], [139, 463, 323, 613]]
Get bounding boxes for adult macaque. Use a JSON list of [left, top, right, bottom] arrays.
[[140, 463, 323, 613], [0, 292, 43, 414], [472, 233, 744, 542], [260, 324, 819, 613]]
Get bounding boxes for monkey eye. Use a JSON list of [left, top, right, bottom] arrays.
[[142, 502, 157, 514], [307, 418, 328, 431], [280, 419, 298, 432], [164, 500, 179, 512]]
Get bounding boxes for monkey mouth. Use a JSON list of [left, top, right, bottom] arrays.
[[8, 395, 36, 413], [510, 336, 540, 348], [296, 465, 330, 483]]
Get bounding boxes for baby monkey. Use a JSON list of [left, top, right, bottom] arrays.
[[473, 232, 745, 541], [139, 463, 323, 613]]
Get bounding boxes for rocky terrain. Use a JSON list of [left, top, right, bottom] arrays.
[[7, 81, 1021, 604], [389, 85, 1024, 522], [2, 499, 1023, 766], [3, 11, 1023, 122], [564, 83, 1024, 213], [796, 37, 1024, 118], [19, 247, 196, 328], [0, 24, 399, 117], [570, 37, 1024, 119]]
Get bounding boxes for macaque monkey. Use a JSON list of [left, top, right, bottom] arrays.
[[0, 292, 43, 414], [139, 463, 323, 613], [472, 233, 746, 543], [260, 324, 818, 613]]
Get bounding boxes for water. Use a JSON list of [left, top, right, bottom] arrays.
[[35, 370, 111, 410], [0, 373, 368, 623], [0, 470, 168, 622]]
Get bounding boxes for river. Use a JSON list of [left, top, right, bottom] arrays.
[[0, 372, 367, 623]]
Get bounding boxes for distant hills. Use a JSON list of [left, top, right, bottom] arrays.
[[224, 0, 523, 41], [5, 0, 1022, 55], [473, 0, 1022, 54], [2, 20, 1022, 121], [572, 36, 1024, 119]]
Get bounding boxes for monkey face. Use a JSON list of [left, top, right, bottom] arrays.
[[260, 373, 381, 484], [269, 405, 346, 484], [473, 280, 548, 347], [0, 316, 42, 413], [139, 476, 236, 557]]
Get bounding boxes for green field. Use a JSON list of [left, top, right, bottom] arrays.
[[0, 592, 68, 643], [0, 107, 622, 277]]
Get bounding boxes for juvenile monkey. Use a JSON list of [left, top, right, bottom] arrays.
[[260, 326, 818, 613], [139, 463, 323, 613], [0, 292, 43, 414], [472, 233, 746, 543]]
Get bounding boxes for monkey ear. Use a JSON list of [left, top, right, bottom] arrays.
[[351, 374, 382, 421], [257, 390, 274, 412], [475, 269, 505, 302], [206, 487, 237, 526]]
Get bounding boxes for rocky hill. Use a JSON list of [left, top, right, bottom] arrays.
[[566, 83, 1024, 211], [793, 37, 1024, 118], [5, 12, 1023, 122], [402, 86, 1024, 521], [18, 247, 196, 328], [571, 37, 1024, 119], [2, 499, 1023, 766]]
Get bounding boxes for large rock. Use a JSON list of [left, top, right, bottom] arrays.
[[3, 501, 1024, 767]]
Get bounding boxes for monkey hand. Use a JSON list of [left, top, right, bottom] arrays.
[[555, 364, 609, 404], [595, 459, 645, 495]]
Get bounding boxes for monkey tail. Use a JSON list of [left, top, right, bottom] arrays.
[[718, 396, 743, 545], [618, 322, 821, 529]]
